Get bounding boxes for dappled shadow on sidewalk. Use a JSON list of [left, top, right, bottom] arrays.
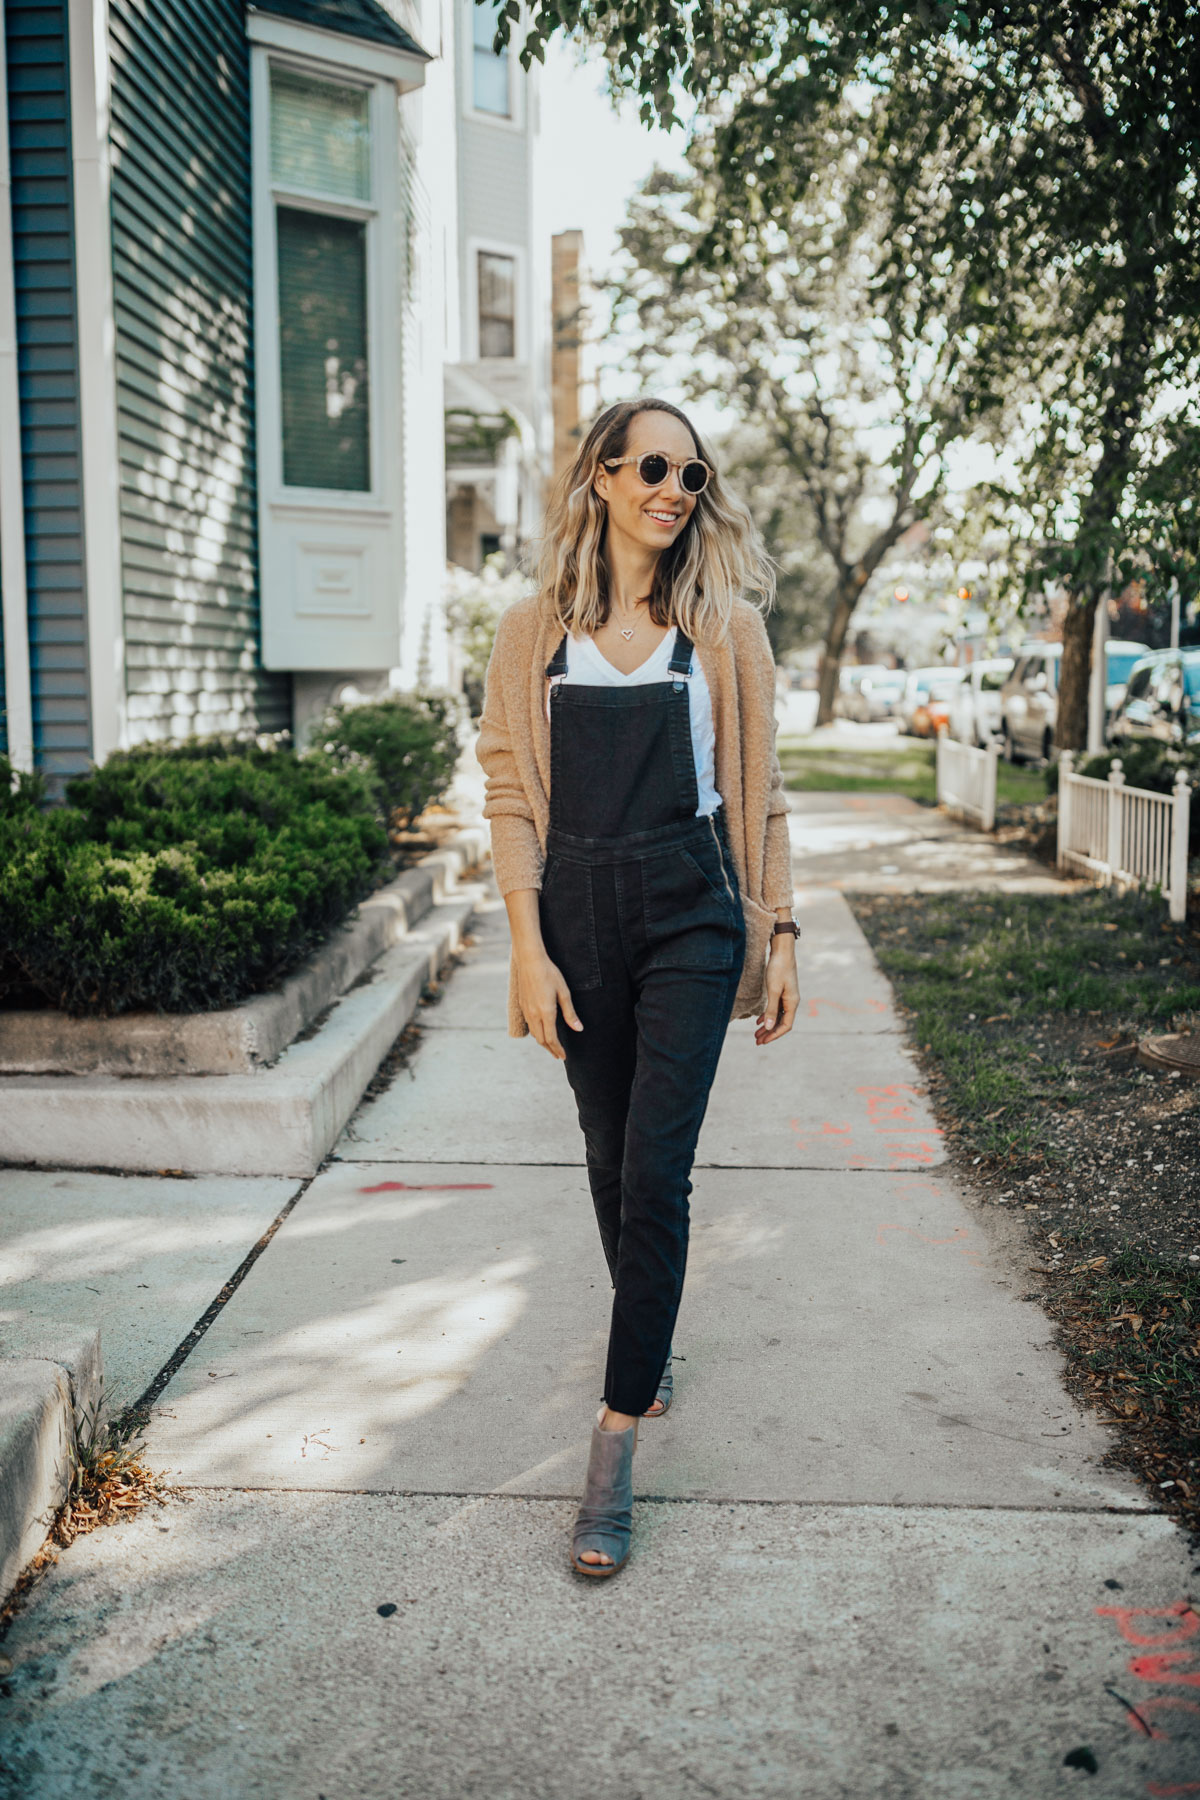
[[787, 793, 1078, 894]]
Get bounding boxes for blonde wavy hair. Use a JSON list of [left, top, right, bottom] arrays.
[[535, 399, 775, 643]]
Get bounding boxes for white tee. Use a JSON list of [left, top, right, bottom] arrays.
[[557, 630, 721, 818]]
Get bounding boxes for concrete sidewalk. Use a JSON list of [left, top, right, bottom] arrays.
[[787, 791, 1076, 893], [2, 886, 1198, 1799]]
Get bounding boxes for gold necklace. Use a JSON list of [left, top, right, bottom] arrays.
[[614, 597, 651, 641]]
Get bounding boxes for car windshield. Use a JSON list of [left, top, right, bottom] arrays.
[[1106, 649, 1144, 685], [1184, 659, 1200, 700], [927, 674, 961, 700]]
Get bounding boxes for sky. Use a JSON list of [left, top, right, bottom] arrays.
[[532, 37, 727, 427], [534, 37, 684, 275]]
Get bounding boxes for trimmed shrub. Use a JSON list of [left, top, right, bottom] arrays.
[[0, 738, 388, 1016], [0, 755, 45, 818], [317, 692, 461, 829]]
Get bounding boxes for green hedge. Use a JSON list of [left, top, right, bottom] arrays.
[[316, 693, 461, 829], [0, 739, 388, 1017]]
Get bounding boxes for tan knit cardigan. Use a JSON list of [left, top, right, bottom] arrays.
[[476, 594, 794, 1038]]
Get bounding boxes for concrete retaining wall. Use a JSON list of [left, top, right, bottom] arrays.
[[0, 827, 489, 1077], [0, 876, 485, 1177]]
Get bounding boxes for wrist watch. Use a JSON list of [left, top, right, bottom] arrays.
[[772, 916, 801, 939]]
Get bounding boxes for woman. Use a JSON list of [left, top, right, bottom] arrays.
[[477, 398, 800, 1577]]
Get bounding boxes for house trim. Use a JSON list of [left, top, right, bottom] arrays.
[[251, 32, 417, 670], [0, 18, 32, 770], [253, 55, 393, 515], [68, 0, 126, 762], [246, 9, 428, 91]]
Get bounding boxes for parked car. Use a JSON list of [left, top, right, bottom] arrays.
[[999, 646, 1060, 761], [1104, 641, 1153, 717], [999, 638, 1151, 761], [836, 664, 891, 720], [900, 666, 964, 737], [948, 657, 1014, 747], [856, 668, 907, 721], [1110, 648, 1200, 749]]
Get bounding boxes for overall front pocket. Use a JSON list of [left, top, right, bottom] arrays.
[[537, 856, 603, 991], [641, 847, 744, 971]]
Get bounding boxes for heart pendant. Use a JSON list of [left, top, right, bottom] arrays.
[[620, 628, 635, 640]]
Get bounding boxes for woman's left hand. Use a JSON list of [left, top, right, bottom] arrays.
[[755, 938, 800, 1046]]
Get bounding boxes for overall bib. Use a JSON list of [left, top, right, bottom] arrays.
[[541, 627, 747, 1415]]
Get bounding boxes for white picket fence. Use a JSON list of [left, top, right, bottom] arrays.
[[936, 734, 999, 832], [1057, 752, 1192, 922]]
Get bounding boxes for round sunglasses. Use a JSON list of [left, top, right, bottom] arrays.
[[602, 451, 714, 495]]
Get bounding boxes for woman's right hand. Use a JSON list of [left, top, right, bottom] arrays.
[[516, 950, 583, 1060]]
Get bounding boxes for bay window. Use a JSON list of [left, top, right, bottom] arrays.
[[249, 18, 422, 674]]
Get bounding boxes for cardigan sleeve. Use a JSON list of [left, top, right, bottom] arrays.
[[749, 608, 795, 912], [477, 609, 544, 896]]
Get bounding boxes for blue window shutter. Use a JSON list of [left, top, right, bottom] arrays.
[[5, 0, 93, 785]]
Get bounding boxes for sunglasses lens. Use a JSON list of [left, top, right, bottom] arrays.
[[637, 454, 670, 486], [681, 460, 709, 493]]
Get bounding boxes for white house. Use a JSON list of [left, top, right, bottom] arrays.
[[443, 0, 551, 573], [0, 0, 560, 783]]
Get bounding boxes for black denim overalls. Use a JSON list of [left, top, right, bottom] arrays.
[[540, 627, 746, 1415]]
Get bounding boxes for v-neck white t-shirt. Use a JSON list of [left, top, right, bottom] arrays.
[[559, 630, 721, 818]]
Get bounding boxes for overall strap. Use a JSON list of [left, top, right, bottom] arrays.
[[668, 627, 694, 691], [545, 634, 569, 680]]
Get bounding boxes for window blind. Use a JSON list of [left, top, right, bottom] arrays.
[[277, 206, 371, 491], [270, 65, 370, 200]]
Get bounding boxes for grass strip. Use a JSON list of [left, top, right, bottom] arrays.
[[777, 740, 1047, 806], [1041, 1250, 1200, 1524], [853, 887, 1200, 1536]]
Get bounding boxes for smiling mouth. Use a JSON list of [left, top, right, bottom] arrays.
[[645, 509, 681, 525]]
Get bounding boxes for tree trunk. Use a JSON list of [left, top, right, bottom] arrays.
[[815, 577, 860, 727], [1055, 236, 1158, 749], [1056, 600, 1097, 753]]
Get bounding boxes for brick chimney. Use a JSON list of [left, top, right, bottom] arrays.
[[550, 231, 586, 488]]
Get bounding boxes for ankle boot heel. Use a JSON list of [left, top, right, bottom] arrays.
[[570, 1412, 637, 1578]]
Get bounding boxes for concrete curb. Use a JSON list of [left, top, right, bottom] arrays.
[[0, 1328, 104, 1603], [0, 826, 490, 1078], [0, 894, 479, 1178]]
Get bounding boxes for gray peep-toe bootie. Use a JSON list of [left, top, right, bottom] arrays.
[[644, 1346, 675, 1418], [570, 1409, 638, 1578]]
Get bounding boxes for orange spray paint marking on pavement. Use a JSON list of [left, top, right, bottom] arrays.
[[1119, 1696, 1200, 1746], [854, 1084, 944, 1168], [1097, 1603, 1200, 1648], [788, 1119, 852, 1155], [1095, 1603, 1200, 1786], [1130, 1653, 1200, 1689], [805, 996, 889, 1018], [875, 1224, 983, 1266], [358, 1181, 495, 1194]]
